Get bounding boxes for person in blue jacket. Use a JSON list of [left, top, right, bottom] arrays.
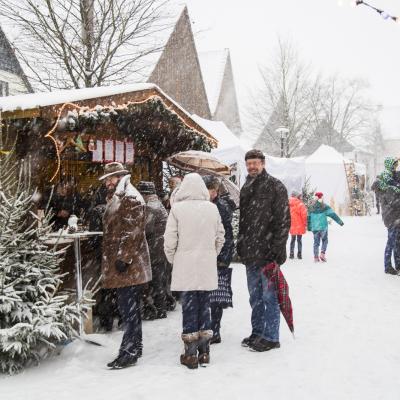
[[308, 192, 344, 262]]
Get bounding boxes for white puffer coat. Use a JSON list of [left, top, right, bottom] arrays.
[[164, 173, 225, 291]]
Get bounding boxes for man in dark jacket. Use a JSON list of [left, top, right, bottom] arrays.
[[378, 158, 400, 275], [203, 176, 235, 344], [138, 181, 169, 319], [237, 149, 290, 352]]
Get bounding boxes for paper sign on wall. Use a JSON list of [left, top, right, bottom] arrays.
[[115, 140, 125, 163], [104, 139, 114, 162], [125, 141, 134, 165], [91, 139, 103, 162]]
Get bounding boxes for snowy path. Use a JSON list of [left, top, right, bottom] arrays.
[[3, 216, 400, 400]]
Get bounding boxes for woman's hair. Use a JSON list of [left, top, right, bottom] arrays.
[[203, 176, 220, 191]]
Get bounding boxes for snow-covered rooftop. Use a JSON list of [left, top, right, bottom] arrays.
[[191, 114, 248, 151], [198, 49, 229, 115], [306, 144, 346, 164], [0, 83, 157, 112]]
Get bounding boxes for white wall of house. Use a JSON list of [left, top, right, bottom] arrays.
[[0, 70, 29, 96]]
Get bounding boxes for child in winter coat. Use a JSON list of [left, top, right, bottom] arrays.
[[164, 173, 225, 369], [308, 192, 344, 262], [289, 191, 308, 260]]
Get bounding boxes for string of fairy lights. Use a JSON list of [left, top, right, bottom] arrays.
[[339, 0, 400, 23]]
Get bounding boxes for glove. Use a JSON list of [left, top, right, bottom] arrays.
[[115, 259, 128, 273]]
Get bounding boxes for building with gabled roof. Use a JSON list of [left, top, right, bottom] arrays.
[[198, 49, 242, 136], [0, 25, 33, 97], [148, 6, 211, 120]]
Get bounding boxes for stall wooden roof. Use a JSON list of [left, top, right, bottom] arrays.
[[0, 83, 217, 146]]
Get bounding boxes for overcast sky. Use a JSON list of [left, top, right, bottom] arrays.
[[177, 0, 400, 139]]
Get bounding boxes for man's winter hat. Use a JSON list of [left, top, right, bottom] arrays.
[[137, 181, 156, 195], [99, 162, 129, 181], [315, 192, 324, 199], [245, 149, 265, 161]]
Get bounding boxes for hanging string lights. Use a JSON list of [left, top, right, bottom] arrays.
[[339, 0, 400, 23]]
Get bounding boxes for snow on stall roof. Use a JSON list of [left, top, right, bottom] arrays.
[[0, 83, 157, 113], [306, 144, 346, 164], [198, 49, 229, 115], [191, 114, 249, 150]]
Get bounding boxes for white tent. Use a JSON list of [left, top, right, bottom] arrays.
[[305, 145, 350, 209], [191, 115, 250, 187], [266, 156, 306, 196]]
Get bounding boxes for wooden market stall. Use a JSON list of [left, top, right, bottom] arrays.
[[0, 83, 217, 198]]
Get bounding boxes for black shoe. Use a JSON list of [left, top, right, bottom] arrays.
[[109, 353, 138, 369], [289, 254, 294, 259], [166, 296, 177, 312], [385, 267, 398, 275], [297, 253, 302, 260], [249, 337, 280, 352], [241, 334, 259, 347], [210, 333, 221, 345]]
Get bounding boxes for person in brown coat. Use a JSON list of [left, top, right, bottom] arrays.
[[100, 162, 152, 369]]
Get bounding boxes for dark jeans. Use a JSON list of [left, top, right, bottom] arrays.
[[384, 227, 400, 271], [181, 291, 211, 334], [96, 288, 119, 331], [313, 230, 328, 257], [290, 235, 303, 255], [246, 265, 280, 342], [150, 262, 167, 311], [211, 305, 223, 336], [116, 285, 142, 356]]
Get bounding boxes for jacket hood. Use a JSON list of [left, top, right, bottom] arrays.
[[174, 173, 210, 202], [384, 157, 398, 172], [115, 175, 145, 204], [289, 196, 302, 207]]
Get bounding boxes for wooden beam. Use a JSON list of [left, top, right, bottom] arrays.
[[1, 108, 41, 120]]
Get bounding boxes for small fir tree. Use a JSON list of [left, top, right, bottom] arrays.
[[0, 151, 82, 374]]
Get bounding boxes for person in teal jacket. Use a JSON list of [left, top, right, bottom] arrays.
[[308, 192, 344, 262]]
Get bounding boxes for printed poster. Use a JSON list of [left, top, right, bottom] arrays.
[[115, 140, 125, 163], [125, 141, 134, 165], [104, 139, 114, 162], [91, 139, 103, 163]]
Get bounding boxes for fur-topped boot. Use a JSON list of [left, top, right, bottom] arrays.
[[180, 332, 199, 369], [198, 330, 213, 365]]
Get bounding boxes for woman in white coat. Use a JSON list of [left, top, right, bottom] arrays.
[[164, 173, 225, 369]]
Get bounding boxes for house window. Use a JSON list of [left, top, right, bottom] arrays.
[[0, 81, 9, 97]]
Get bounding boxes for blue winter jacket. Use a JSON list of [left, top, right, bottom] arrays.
[[307, 201, 344, 232]]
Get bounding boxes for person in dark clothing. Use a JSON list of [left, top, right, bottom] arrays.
[[377, 158, 400, 275], [48, 181, 82, 231], [138, 181, 169, 319], [203, 176, 235, 345], [87, 203, 119, 332], [371, 177, 381, 215], [237, 149, 291, 352]]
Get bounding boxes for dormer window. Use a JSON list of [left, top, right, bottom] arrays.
[[0, 81, 9, 97]]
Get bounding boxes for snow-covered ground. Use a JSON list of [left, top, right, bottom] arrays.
[[3, 216, 400, 400]]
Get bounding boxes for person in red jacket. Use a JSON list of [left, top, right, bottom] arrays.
[[289, 191, 308, 259]]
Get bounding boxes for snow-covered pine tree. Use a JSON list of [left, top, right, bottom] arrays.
[[0, 150, 82, 374]]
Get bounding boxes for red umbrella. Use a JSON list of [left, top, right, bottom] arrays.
[[263, 262, 294, 335]]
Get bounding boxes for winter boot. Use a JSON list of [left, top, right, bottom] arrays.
[[249, 337, 280, 352], [107, 352, 138, 369], [198, 330, 213, 365], [385, 266, 398, 275], [241, 333, 259, 347], [320, 252, 327, 262], [314, 256, 320, 263], [180, 332, 199, 369], [297, 252, 302, 260], [210, 332, 221, 345], [165, 294, 177, 312], [289, 253, 294, 259]]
